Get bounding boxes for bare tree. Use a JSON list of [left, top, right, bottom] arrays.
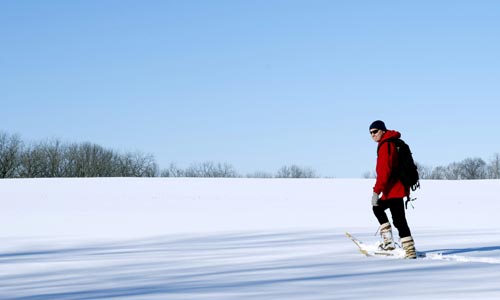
[[161, 163, 185, 177], [65, 143, 117, 177], [0, 132, 22, 178], [487, 153, 500, 179], [38, 139, 68, 177], [118, 151, 159, 177], [275, 165, 317, 178], [460, 157, 487, 179], [415, 162, 431, 179], [444, 162, 462, 180], [429, 166, 446, 179], [246, 171, 274, 178], [213, 162, 239, 177], [184, 161, 239, 177], [18, 142, 47, 178]]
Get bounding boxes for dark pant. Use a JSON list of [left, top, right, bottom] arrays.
[[373, 198, 412, 238]]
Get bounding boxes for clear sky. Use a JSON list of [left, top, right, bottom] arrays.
[[2, 1, 500, 178]]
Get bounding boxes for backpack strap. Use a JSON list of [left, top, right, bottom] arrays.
[[377, 138, 397, 156]]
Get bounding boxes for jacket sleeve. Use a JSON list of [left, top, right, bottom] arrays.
[[373, 141, 395, 195]]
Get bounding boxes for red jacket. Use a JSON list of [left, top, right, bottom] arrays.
[[373, 130, 409, 200]]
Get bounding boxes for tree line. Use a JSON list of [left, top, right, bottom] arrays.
[[416, 155, 500, 179], [2, 131, 500, 179], [363, 155, 500, 180], [0, 132, 317, 178], [161, 162, 317, 178], [0, 132, 158, 178]]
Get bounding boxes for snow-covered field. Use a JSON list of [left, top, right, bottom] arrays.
[[1, 178, 500, 299]]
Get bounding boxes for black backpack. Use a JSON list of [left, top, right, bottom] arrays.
[[378, 138, 420, 191]]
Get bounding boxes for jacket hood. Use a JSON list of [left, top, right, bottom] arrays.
[[380, 130, 401, 142]]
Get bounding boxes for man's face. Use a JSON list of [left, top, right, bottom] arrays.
[[370, 129, 384, 142]]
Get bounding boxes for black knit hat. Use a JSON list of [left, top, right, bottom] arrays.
[[369, 120, 387, 131]]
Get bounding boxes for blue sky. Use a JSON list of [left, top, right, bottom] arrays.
[[2, 1, 500, 177]]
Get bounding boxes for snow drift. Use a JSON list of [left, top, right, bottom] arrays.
[[1, 178, 500, 300]]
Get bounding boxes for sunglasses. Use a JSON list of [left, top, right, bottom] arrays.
[[370, 129, 380, 135]]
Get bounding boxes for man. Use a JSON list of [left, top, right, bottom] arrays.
[[369, 120, 417, 259]]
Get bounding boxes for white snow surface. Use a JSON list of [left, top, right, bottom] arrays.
[[1, 178, 500, 299]]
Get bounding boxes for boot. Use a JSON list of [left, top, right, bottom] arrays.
[[401, 236, 417, 259], [379, 222, 395, 250]]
